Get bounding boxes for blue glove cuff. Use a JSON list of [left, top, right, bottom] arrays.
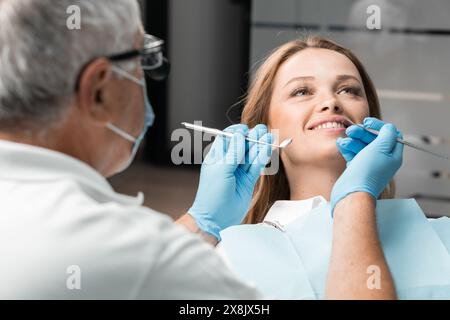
[[188, 211, 223, 241], [330, 188, 377, 218]]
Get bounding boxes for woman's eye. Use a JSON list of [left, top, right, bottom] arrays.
[[292, 88, 311, 97], [338, 86, 361, 96]]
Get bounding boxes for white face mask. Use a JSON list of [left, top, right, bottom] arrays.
[[107, 65, 155, 172]]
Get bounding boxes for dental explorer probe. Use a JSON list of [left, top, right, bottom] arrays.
[[181, 122, 293, 149], [348, 120, 450, 161]]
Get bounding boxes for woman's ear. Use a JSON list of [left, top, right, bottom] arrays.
[[76, 58, 114, 125]]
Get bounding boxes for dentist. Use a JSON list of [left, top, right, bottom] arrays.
[[0, 0, 272, 299]]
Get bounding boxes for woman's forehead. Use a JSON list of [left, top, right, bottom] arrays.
[[276, 48, 362, 83]]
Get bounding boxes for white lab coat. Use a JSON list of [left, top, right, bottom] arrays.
[[0, 140, 262, 299]]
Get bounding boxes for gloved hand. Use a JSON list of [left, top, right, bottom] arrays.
[[330, 117, 404, 216], [188, 124, 273, 241]]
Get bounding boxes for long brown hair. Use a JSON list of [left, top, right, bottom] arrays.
[[241, 36, 395, 224]]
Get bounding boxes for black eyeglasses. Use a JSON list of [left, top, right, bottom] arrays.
[[75, 34, 170, 91], [107, 34, 170, 80]]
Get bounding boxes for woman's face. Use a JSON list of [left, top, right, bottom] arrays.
[[269, 48, 370, 166]]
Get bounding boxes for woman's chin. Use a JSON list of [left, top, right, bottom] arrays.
[[315, 147, 342, 162], [287, 142, 344, 165]]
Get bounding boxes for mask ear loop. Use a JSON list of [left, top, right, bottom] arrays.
[[106, 65, 146, 144], [106, 123, 136, 143], [110, 65, 144, 86]]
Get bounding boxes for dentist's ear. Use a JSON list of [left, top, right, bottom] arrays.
[[76, 58, 114, 124]]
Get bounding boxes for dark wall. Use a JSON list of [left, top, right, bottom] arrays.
[[142, 0, 251, 165], [142, 0, 170, 164]]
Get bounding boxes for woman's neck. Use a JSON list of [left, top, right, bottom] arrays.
[[284, 161, 346, 202]]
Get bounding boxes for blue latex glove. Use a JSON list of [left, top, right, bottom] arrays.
[[330, 117, 404, 216], [188, 124, 273, 241]]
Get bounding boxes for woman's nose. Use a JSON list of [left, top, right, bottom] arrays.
[[317, 99, 343, 113], [320, 104, 342, 112]]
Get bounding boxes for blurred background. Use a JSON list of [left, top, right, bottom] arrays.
[[110, 0, 450, 219]]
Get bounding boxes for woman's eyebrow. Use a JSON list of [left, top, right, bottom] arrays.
[[284, 76, 314, 88], [336, 74, 362, 85]]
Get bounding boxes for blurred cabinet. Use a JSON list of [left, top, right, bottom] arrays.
[[142, 0, 251, 165]]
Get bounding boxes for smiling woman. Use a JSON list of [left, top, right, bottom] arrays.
[[241, 36, 394, 224], [215, 36, 450, 300]]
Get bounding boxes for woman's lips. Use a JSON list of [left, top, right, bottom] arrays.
[[315, 127, 346, 131], [308, 127, 346, 134], [305, 118, 352, 136], [307, 117, 351, 131], [307, 122, 348, 134]]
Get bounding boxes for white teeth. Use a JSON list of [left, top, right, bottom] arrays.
[[312, 121, 345, 130]]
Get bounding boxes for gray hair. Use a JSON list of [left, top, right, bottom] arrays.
[[0, 0, 141, 131]]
